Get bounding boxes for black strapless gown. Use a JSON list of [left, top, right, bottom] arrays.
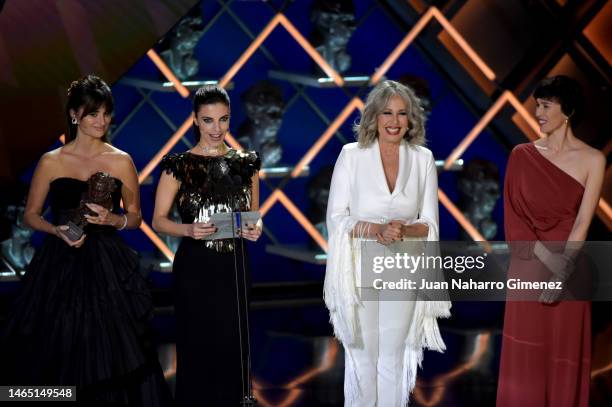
[[1, 178, 172, 406]]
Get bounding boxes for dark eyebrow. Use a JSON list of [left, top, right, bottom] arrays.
[[200, 114, 230, 119]]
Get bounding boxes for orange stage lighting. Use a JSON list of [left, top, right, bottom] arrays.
[[146, 49, 190, 98], [259, 189, 282, 217], [596, 198, 612, 230], [219, 13, 343, 88], [140, 220, 174, 262], [253, 339, 339, 407], [277, 190, 328, 252], [258, 188, 328, 252], [371, 7, 495, 85], [438, 189, 491, 249], [224, 131, 243, 151], [591, 360, 612, 378], [138, 114, 194, 184], [291, 98, 364, 178], [444, 91, 540, 170], [413, 333, 491, 406]]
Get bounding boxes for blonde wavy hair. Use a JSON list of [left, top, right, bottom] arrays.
[[354, 80, 426, 147]]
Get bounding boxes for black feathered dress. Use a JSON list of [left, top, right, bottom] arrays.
[[159, 150, 260, 406]]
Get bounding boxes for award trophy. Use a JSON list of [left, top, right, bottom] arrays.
[[61, 172, 118, 241]]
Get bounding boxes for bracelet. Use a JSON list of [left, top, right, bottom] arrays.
[[117, 214, 128, 231]]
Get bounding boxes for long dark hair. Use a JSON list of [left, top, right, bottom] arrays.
[[65, 75, 114, 143], [533, 75, 583, 127], [192, 84, 230, 143]]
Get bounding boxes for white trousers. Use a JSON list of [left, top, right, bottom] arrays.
[[345, 290, 417, 406]]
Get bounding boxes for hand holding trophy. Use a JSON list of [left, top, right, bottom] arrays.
[[59, 172, 118, 243]]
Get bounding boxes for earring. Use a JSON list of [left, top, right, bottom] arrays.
[[71, 117, 78, 125]]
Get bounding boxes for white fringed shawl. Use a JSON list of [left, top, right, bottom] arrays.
[[324, 217, 451, 406]]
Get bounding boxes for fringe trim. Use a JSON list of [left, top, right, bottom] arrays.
[[324, 216, 360, 345], [343, 349, 360, 406], [324, 216, 452, 405]]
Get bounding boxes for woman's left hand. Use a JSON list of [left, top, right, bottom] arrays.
[[240, 220, 262, 242], [539, 275, 564, 304], [85, 203, 119, 226]]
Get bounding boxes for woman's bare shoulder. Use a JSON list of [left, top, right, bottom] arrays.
[[573, 140, 605, 171], [102, 145, 135, 165], [38, 147, 64, 169]]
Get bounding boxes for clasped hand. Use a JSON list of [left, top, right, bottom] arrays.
[[376, 220, 404, 245]]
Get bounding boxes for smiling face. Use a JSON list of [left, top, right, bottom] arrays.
[[194, 102, 230, 149], [535, 98, 566, 135], [72, 105, 112, 140], [377, 94, 409, 145]]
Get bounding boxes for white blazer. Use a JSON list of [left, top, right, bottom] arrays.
[[326, 139, 439, 241], [323, 139, 449, 405]]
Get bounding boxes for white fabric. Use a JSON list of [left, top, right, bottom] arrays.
[[350, 289, 416, 406], [326, 139, 439, 243], [324, 140, 451, 406]]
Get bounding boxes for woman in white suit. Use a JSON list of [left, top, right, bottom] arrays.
[[324, 80, 451, 406]]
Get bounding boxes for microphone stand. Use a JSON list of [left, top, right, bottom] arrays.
[[230, 198, 257, 406]]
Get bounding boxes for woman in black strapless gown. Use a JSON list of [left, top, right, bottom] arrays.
[[1, 75, 171, 405], [153, 84, 262, 406]]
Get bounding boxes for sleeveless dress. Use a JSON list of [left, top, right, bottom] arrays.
[[1, 177, 172, 406], [160, 150, 260, 407], [497, 143, 591, 406]]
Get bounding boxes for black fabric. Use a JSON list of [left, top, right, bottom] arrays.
[[1, 177, 172, 406], [173, 238, 251, 406]]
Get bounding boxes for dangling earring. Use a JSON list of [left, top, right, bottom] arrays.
[[71, 117, 78, 125]]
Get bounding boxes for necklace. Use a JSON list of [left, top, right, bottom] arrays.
[[199, 144, 225, 156]]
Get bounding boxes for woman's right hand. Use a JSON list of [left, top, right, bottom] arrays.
[[55, 225, 87, 248], [184, 222, 217, 240], [376, 221, 403, 245], [543, 253, 573, 281]]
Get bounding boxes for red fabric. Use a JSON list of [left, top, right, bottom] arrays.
[[497, 143, 591, 407]]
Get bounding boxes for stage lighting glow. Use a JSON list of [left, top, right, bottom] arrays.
[[219, 13, 343, 88], [443, 91, 540, 170], [291, 97, 364, 178], [371, 7, 496, 85], [438, 189, 492, 249], [146, 49, 189, 98], [139, 220, 174, 262], [138, 114, 194, 184]]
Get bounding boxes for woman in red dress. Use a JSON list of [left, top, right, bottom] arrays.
[[497, 76, 605, 406]]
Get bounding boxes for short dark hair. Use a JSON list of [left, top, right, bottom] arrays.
[[193, 84, 230, 142], [533, 75, 583, 126], [65, 75, 114, 142]]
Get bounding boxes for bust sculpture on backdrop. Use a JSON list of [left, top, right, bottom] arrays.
[[399, 74, 433, 117], [1, 203, 35, 273], [159, 7, 205, 80], [310, 0, 356, 74], [457, 159, 500, 240], [236, 81, 285, 167], [307, 165, 335, 247]]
